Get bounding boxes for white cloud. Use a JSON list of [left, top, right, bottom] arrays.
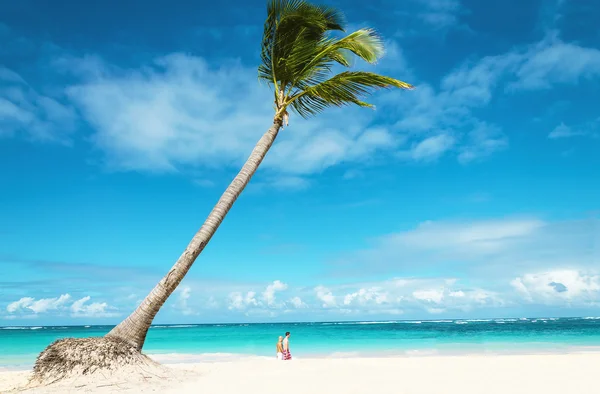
[[0, 67, 76, 142], [414, 0, 462, 30], [6, 294, 117, 318], [444, 33, 600, 94], [509, 34, 600, 91], [383, 219, 544, 255], [6, 297, 35, 313], [385, 55, 512, 164], [228, 291, 259, 310], [226, 281, 291, 312], [312, 277, 502, 316], [401, 134, 455, 162], [413, 289, 445, 304], [66, 54, 400, 179], [262, 280, 288, 306], [315, 286, 337, 308], [288, 296, 308, 309], [385, 32, 600, 166], [548, 120, 599, 140], [7, 294, 71, 314], [174, 286, 196, 316], [4, 28, 599, 175], [70, 296, 118, 318], [511, 270, 600, 306], [549, 123, 580, 139], [409, 284, 501, 312], [333, 217, 598, 280], [343, 287, 389, 306], [458, 122, 508, 163]]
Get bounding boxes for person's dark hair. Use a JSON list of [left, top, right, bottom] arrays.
[[285, 332, 290, 336]]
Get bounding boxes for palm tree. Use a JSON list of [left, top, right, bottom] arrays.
[[33, 0, 412, 382]]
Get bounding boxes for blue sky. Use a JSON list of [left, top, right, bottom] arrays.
[[1, 0, 599, 325]]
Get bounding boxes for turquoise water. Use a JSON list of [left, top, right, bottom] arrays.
[[2, 317, 600, 368]]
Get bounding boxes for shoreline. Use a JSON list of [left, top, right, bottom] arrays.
[[3, 345, 600, 371]]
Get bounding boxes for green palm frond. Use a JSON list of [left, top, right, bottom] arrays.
[[287, 29, 386, 94], [259, 0, 344, 91], [288, 71, 413, 118], [259, 0, 413, 119]]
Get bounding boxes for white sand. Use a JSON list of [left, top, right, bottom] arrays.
[[1, 353, 598, 393]]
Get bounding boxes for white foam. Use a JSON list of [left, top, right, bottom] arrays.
[[319, 321, 397, 326], [151, 325, 197, 329], [149, 353, 269, 364], [455, 321, 468, 324]]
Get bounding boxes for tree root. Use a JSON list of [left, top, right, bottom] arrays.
[[30, 336, 163, 386]]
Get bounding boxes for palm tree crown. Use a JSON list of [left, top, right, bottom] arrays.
[[259, 0, 413, 124]]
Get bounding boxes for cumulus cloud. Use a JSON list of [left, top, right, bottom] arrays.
[[228, 291, 259, 311], [315, 286, 337, 308], [64, 53, 400, 180], [262, 280, 288, 306], [70, 296, 118, 318], [173, 286, 196, 316], [309, 277, 503, 316], [511, 270, 600, 306], [343, 287, 389, 306], [6, 294, 116, 318], [288, 296, 308, 309], [226, 280, 291, 312], [6, 297, 35, 313], [413, 289, 445, 304], [7, 294, 71, 314]]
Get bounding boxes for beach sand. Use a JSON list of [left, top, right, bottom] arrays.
[[1, 353, 598, 393]]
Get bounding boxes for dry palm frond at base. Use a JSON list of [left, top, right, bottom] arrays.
[[26, 336, 169, 389]]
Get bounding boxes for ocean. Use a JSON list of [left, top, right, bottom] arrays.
[[2, 317, 600, 369]]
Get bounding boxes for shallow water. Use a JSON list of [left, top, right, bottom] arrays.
[[2, 317, 600, 368]]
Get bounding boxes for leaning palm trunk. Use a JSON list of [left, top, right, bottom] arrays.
[[106, 118, 283, 349], [30, 119, 283, 385], [31, 1, 412, 386]]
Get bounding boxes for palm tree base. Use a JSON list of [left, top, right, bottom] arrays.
[[30, 336, 162, 386]]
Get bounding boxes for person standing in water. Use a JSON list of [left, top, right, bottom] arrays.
[[276, 336, 284, 360], [282, 332, 292, 360]]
